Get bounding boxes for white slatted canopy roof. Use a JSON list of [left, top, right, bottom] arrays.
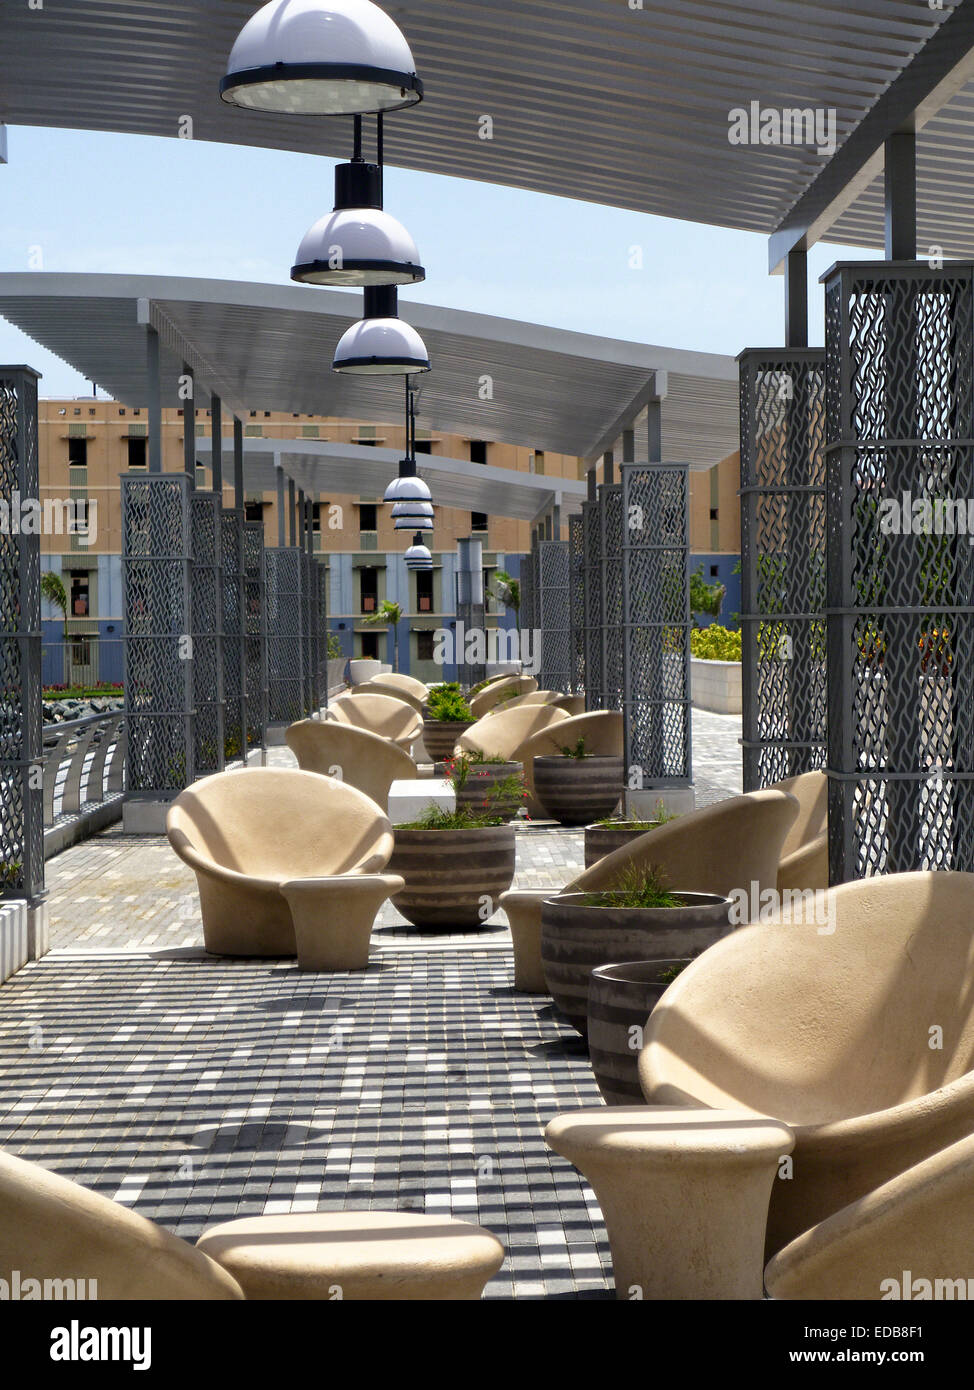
[[0, 273, 739, 464], [4, 2, 974, 263]]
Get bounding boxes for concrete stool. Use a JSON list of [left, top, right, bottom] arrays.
[[280, 874, 403, 970], [545, 1107, 794, 1300], [387, 777, 455, 826], [195, 1211, 505, 1300]]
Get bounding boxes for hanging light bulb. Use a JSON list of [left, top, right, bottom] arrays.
[[221, 0, 423, 116], [404, 533, 432, 570]]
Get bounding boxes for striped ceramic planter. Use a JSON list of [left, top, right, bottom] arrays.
[[540, 891, 731, 1037], [422, 718, 474, 763], [583, 822, 663, 869], [588, 959, 690, 1105], [388, 824, 516, 929], [455, 761, 524, 822], [532, 755, 623, 825]]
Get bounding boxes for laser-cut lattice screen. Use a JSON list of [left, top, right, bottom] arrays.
[[265, 547, 303, 725], [191, 491, 224, 776], [568, 513, 585, 695], [538, 539, 571, 692], [244, 520, 267, 749], [582, 500, 603, 710], [221, 507, 245, 761]]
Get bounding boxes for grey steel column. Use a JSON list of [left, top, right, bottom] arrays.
[[288, 479, 296, 546], [885, 130, 917, 261], [622, 430, 634, 464], [147, 327, 162, 474], [457, 538, 486, 687], [211, 394, 223, 496], [276, 466, 286, 546], [234, 418, 244, 509], [647, 400, 663, 466], [182, 365, 195, 482], [785, 249, 809, 349], [603, 450, 615, 486]]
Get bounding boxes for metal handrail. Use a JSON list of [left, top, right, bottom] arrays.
[[42, 710, 127, 828]]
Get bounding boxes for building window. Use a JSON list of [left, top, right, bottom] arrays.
[[709, 508, 719, 520], [71, 500, 92, 539], [710, 565, 719, 578], [127, 437, 147, 469], [133, 409, 141, 417], [360, 568, 378, 613], [69, 572, 90, 618], [471, 512, 488, 532], [415, 440, 432, 454], [312, 503, 321, 535], [88, 407, 96, 417], [360, 631, 379, 659], [531, 450, 545, 475], [118, 408, 126, 417], [71, 635, 91, 666], [244, 501, 263, 524], [470, 441, 488, 465], [416, 629, 435, 661], [68, 437, 88, 467], [359, 503, 377, 531], [416, 569, 433, 612]]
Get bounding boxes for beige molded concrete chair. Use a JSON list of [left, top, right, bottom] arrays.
[[764, 1129, 974, 1300], [0, 1146, 244, 1300], [639, 870, 974, 1258], [285, 720, 417, 812], [500, 789, 798, 994], [517, 710, 624, 815], [769, 769, 828, 892], [469, 675, 539, 719], [357, 673, 428, 713], [327, 692, 423, 752], [167, 767, 397, 957], [457, 702, 571, 766]]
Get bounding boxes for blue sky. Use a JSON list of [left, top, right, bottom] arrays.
[[0, 124, 876, 399]]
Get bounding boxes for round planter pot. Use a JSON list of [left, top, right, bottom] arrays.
[[588, 959, 691, 1105], [584, 822, 664, 869], [388, 824, 516, 929], [533, 755, 623, 826], [455, 762, 524, 822], [541, 890, 732, 1037], [422, 718, 474, 763]]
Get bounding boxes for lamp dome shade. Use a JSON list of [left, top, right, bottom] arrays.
[[292, 208, 424, 286], [404, 540, 432, 569], [221, 0, 423, 115], [382, 474, 431, 504], [395, 513, 433, 531], [333, 316, 431, 374], [390, 500, 434, 519]]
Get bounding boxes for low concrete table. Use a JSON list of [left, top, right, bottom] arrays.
[[196, 1211, 505, 1300], [280, 874, 403, 971], [388, 777, 455, 825], [545, 1106, 795, 1299]]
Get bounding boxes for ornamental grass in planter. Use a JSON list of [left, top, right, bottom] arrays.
[[388, 761, 518, 929], [422, 682, 475, 763], [445, 752, 527, 823], [541, 866, 731, 1037], [583, 801, 680, 869], [533, 736, 623, 825]]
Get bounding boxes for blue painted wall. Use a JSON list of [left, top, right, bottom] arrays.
[[690, 553, 741, 630]]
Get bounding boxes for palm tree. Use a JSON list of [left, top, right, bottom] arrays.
[[491, 569, 521, 623], [364, 599, 404, 671], [41, 571, 69, 683]]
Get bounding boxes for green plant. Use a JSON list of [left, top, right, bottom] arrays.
[[398, 804, 506, 830], [490, 569, 521, 622], [326, 632, 344, 660], [579, 864, 684, 911], [689, 565, 726, 626], [444, 753, 527, 814], [0, 860, 23, 888], [594, 800, 679, 830], [41, 571, 69, 680], [657, 961, 689, 984], [426, 682, 473, 722], [558, 737, 589, 760], [690, 624, 742, 662], [363, 599, 403, 670]]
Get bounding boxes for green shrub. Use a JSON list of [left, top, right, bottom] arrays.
[[398, 805, 506, 830], [326, 633, 344, 659], [558, 737, 589, 760], [579, 865, 684, 910], [690, 625, 742, 662], [426, 683, 473, 722]]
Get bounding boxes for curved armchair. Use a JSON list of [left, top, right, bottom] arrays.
[[769, 769, 827, 892], [518, 710, 624, 815], [500, 789, 798, 994], [286, 720, 416, 812], [639, 870, 974, 1257], [0, 1146, 244, 1299], [327, 692, 423, 751], [457, 703, 570, 765], [469, 675, 539, 719], [167, 768, 396, 956], [765, 1129, 974, 1300], [356, 673, 428, 713]]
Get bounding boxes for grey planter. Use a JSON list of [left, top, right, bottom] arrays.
[[388, 823, 516, 929], [588, 959, 691, 1106], [584, 821, 665, 869], [533, 754, 624, 825], [422, 718, 474, 763], [455, 761, 525, 822], [540, 890, 732, 1037]]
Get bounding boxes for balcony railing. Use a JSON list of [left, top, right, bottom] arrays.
[[42, 711, 126, 856]]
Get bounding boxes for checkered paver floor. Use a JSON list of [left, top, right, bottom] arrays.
[[0, 707, 744, 1299]]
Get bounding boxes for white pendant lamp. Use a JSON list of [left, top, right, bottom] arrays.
[[395, 513, 432, 531], [221, 0, 423, 116], [292, 158, 424, 286], [333, 286, 430, 375], [404, 534, 433, 570]]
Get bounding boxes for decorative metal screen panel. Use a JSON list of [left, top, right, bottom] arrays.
[[191, 491, 224, 776], [739, 349, 827, 790], [122, 473, 194, 794], [221, 508, 245, 762], [0, 367, 43, 901], [568, 513, 585, 695], [265, 547, 304, 725], [824, 261, 974, 882], [582, 500, 603, 709], [538, 539, 571, 691], [519, 541, 536, 636], [317, 560, 329, 701], [244, 520, 267, 750], [621, 463, 691, 788], [600, 484, 624, 710]]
